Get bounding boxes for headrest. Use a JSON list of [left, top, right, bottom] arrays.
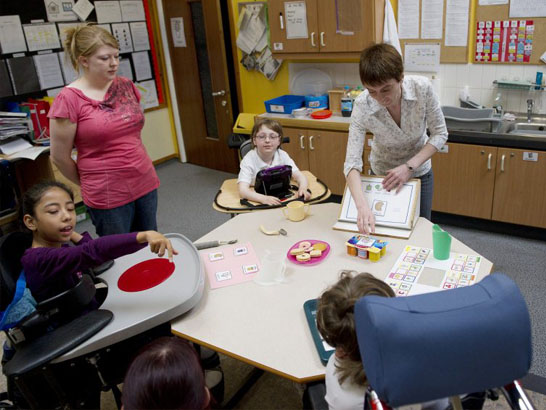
[[0, 232, 33, 310], [355, 273, 532, 407]]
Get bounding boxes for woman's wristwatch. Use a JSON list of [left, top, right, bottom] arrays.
[[405, 162, 414, 173]]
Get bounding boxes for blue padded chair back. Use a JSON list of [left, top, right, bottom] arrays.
[[354, 273, 532, 407]]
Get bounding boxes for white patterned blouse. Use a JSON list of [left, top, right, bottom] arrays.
[[344, 75, 448, 178]]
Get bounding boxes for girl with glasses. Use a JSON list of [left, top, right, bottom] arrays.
[[238, 118, 310, 205]]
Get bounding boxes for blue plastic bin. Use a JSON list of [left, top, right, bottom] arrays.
[[264, 95, 305, 114], [305, 94, 328, 109]]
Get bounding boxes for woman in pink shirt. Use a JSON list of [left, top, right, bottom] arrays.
[[48, 24, 160, 236]]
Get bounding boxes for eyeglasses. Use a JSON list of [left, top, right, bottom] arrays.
[[256, 134, 280, 141]]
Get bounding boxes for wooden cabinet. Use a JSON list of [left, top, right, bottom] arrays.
[[492, 148, 546, 228], [268, 0, 384, 58], [432, 142, 546, 228], [432, 143, 497, 220], [282, 127, 348, 195]]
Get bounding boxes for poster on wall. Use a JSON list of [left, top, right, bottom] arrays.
[[474, 20, 534, 63]]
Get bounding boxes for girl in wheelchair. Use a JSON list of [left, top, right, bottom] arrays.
[[316, 271, 450, 410], [238, 118, 310, 205], [21, 181, 177, 303]]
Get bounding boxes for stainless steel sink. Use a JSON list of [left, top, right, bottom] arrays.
[[507, 122, 546, 136]]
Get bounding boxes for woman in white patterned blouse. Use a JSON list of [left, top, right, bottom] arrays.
[[344, 43, 448, 234]]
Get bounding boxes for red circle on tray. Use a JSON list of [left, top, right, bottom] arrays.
[[286, 239, 331, 266], [118, 258, 175, 292]]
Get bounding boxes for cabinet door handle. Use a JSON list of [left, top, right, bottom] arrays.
[[311, 32, 316, 47], [500, 154, 505, 172], [487, 153, 492, 170], [300, 135, 305, 150], [309, 135, 314, 150], [320, 32, 325, 47]]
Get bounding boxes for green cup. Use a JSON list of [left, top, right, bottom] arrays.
[[432, 224, 451, 260]]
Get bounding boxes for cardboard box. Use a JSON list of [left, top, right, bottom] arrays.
[[328, 88, 344, 116]]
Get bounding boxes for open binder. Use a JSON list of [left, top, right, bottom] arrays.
[[333, 175, 420, 239]]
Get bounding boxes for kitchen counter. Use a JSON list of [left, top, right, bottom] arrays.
[[447, 129, 546, 150], [259, 112, 351, 132], [260, 112, 546, 151]]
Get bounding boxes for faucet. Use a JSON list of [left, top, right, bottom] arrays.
[[492, 104, 503, 117], [527, 99, 534, 122]]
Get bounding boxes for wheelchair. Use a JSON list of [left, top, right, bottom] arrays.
[[304, 273, 535, 410], [0, 231, 204, 409]]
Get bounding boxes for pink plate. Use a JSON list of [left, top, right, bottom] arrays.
[[287, 239, 331, 266]]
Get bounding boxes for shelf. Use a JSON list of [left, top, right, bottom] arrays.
[[493, 80, 543, 91]]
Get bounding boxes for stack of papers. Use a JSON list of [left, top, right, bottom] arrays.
[[0, 137, 48, 160], [0, 112, 32, 141]]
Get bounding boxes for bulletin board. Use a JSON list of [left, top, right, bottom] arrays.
[[398, 0, 469, 64], [474, 4, 546, 65], [0, 0, 166, 110]]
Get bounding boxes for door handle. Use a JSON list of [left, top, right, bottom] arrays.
[[500, 154, 505, 172], [309, 135, 314, 150], [212, 90, 225, 96], [320, 32, 325, 47], [311, 32, 316, 47], [300, 135, 305, 149], [487, 153, 492, 170]]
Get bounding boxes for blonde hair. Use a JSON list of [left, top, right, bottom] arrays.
[[63, 24, 119, 71], [316, 271, 395, 387]]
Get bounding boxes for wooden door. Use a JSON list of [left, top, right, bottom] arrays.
[[431, 143, 497, 219], [492, 148, 546, 228], [317, 0, 383, 53], [281, 127, 310, 170], [162, 0, 238, 173], [268, 0, 318, 53], [308, 130, 348, 195]]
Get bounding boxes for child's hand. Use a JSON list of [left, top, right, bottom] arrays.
[[70, 231, 83, 244], [261, 195, 282, 205], [138, 231, 179, 262], [298, 188, 311, 201]]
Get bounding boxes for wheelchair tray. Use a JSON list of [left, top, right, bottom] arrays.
[[52, 233, 205, 363], [213, 170, 331, 214]]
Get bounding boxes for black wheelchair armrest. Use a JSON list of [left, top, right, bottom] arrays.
[[303, 381, 328, 410], [89, 260, 114, 276], [4, 309, 113, 377], [37, 274, 96, 314]]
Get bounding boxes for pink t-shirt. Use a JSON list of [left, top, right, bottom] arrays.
[[48, 76, 159, 209]]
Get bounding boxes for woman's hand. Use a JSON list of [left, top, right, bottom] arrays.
[[261, 195, 282, 206], [138, 231, 178, 262], [357, 204, 375, 235], [298, 187, 311, 200], [382, 164, 412, 193]]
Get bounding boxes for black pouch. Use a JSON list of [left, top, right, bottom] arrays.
[[254, 165, 292, 199]]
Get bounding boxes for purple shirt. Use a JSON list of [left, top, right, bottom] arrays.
[[21, 232, 145, 303]]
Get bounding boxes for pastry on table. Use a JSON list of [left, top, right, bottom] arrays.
[[296, 253, 311, 262], [309, 249, 322, 258], [290, 248, 306, 256]]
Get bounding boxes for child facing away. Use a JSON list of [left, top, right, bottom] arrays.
[[122, 336, 210, 410], [316, 271, 449, 410], [20, 181, 178, 303], [237, 118, 310, 205]]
